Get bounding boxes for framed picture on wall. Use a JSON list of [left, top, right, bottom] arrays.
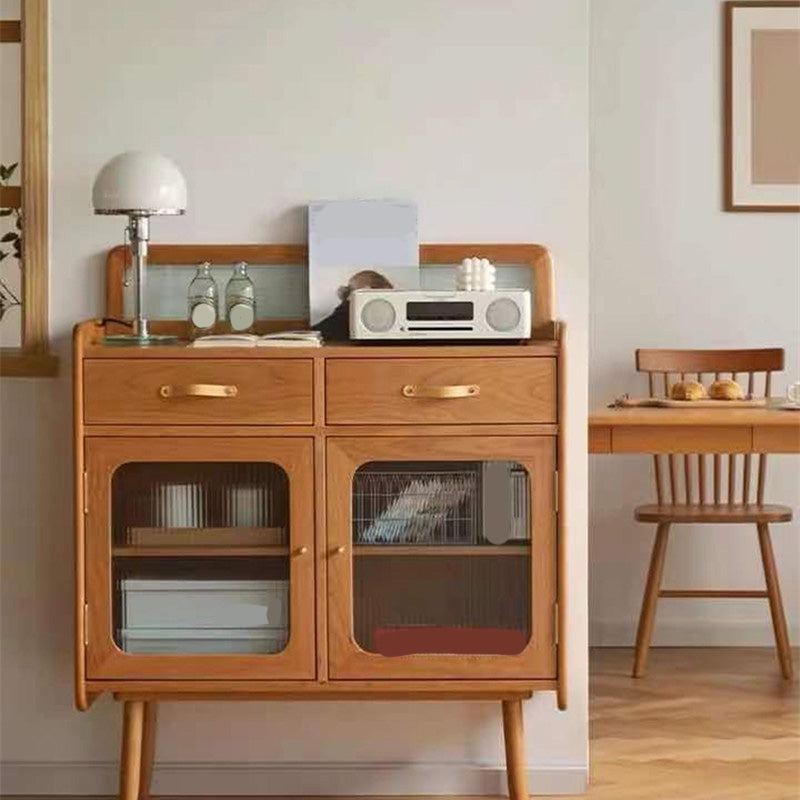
[[725, 1, 800, 211]]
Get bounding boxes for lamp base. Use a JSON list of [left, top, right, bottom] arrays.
[[102, 333, 179, 346]]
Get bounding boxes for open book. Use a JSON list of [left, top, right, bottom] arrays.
[[191, 331, 323, 348]]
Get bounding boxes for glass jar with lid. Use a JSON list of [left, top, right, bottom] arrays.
[[225, 262, 256, 333], [187, 262, 219, 339]]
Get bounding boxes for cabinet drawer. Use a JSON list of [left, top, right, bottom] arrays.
[[326, 358, 556, 425], [84, 359, 313, 425]]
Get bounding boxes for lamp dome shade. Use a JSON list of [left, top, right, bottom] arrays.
[[92, 151, 187, 214]]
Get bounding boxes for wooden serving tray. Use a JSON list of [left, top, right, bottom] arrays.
[[612, 396, 766, 409]]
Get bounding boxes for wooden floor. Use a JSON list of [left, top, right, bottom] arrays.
[[577, 647, 799, 800], [5, 648, 798, 800]]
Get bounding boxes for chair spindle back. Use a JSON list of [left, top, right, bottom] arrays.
[[636, 349, 784, 507]]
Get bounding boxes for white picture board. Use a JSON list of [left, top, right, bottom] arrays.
[[308, 200, 419, 325]]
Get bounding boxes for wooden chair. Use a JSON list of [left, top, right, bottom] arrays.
[[631, 348, 793, 680]]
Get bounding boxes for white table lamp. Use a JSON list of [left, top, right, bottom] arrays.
[[93, 151, 187, 344]]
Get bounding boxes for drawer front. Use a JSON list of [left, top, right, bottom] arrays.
[[84, 359, 313, 425], [326, 357, 556, 425]]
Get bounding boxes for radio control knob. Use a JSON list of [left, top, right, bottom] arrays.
[[361, 298, 396, 333], [486, 297, 521, 332]]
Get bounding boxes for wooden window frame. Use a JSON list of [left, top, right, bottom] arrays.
[[0, 0, 57, 377]]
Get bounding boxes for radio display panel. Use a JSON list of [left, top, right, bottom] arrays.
[[405, 301, 474, 321]]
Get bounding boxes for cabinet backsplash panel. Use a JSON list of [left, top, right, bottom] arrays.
[[122, 262, 535, 322]]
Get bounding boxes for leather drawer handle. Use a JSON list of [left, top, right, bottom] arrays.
[[402, 384, 480, 399], [159, 383, 238, 399]]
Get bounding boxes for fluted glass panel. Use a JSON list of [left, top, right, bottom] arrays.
[[352, 461, 531, 656], [110, 462, 290, 655]]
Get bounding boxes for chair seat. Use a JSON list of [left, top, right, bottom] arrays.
[[634, 503, 793, 524]]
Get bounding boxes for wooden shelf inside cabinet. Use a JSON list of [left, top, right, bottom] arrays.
[[112, 545, 290, 558], [352, 544, 531, 557], [123, 527, 286, 547]]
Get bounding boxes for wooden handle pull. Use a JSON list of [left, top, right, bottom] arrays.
[[402, 384, 480, 399], [294, 545, 309, 556], [333, 545, 346, 556], [159, 384, 238, 399]]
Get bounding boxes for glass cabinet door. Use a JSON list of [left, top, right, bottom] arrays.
[[85, 438, 315, 680], [327, 436, 556, 680]]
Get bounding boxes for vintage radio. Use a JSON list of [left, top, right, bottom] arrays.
[[350, 289, 531, 340]]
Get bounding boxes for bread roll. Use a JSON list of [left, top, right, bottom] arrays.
[[708, 379, 744, 400], [670, 380, 708, 401]]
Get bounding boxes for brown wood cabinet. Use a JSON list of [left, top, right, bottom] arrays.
[[74, 317, 566, 800]]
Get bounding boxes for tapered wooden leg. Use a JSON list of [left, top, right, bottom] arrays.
[[501, 699, 528, 800], [138, 702, 158, 800], [119, 701, 145, 800], [757, 523, 793, 680], [633, 523, 671, 678]]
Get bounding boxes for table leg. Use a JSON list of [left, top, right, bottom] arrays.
[[502, 699, 528, 799], [119, 700, 144, 800], [138, 701, 158, 799]]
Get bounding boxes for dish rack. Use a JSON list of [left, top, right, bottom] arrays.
[[352, 462, 529, 545]]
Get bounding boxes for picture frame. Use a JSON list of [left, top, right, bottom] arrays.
[[0, 0, 57, 376], [725, 1, 800, 212]]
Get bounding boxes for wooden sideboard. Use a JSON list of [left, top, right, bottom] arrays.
[[73, 243, 566, 799]]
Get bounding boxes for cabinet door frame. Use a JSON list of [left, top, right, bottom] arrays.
[[327, 435, 556, 680], [84, 437, 316, 680]]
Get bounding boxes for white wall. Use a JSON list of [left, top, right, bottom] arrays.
[[0, 0, 589, 794], [590, 0, 800, 646]]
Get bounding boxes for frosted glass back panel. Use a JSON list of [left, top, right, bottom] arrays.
[[352, 461, 531, 657], [419, 264, 533, 293], [123, 263, 533, 321], [124, 264, 309, 320]]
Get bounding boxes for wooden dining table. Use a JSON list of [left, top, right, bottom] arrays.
[[589, 406, 800, 455]]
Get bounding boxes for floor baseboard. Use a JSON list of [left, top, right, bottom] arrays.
[[590, 618, 800, 647], [0, 760, 588, 796]]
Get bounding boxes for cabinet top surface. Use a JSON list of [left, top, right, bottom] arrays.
[[75, 321, 560, 359]]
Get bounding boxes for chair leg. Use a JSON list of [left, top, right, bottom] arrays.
[[138, 702, 158, 800], [119, 701, 144, 800], [633, 523, 671, 678], [757, 523, 793, 680], [501, 699, 528, 800]]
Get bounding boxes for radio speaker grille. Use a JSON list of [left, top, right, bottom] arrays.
[[485, 297, 521, 332], [360, 298, 396, 333]]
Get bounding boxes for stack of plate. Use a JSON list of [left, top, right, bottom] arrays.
[[119, 579, 289, 655]]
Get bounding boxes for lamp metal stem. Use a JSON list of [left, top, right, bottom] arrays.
[[129, 214, 150, 339]]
